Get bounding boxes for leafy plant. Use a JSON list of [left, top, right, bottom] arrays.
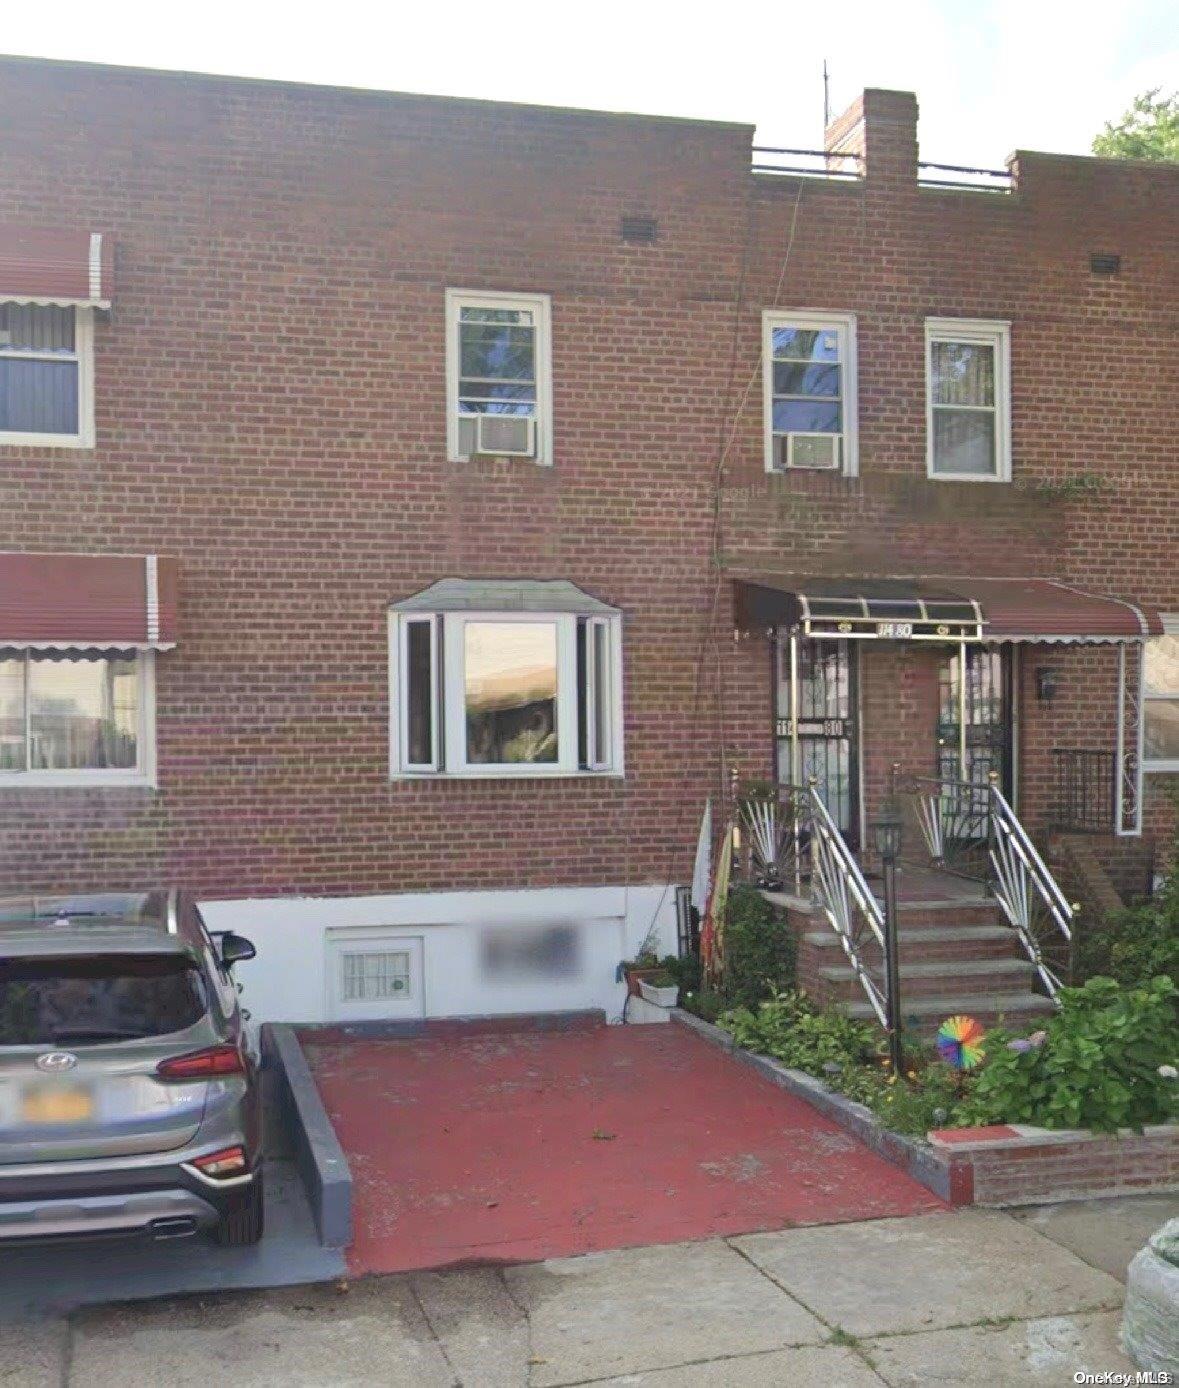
[[659, 953, 701, 994], [721, 990, 876, 1072], [1075, 866, 1179, 989], [960, 975, 1179, 1133], [1093, 88, 1179, 162], [720, 886, 796, 1008]]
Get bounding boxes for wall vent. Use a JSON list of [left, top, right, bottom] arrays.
[[1089, 252, 1121, 276], [620, 215, 658, 244]]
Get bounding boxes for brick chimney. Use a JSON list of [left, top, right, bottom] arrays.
[[824, 89, 919, 186]]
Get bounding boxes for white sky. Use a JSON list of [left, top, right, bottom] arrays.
[[3, 0, 1176, 167]]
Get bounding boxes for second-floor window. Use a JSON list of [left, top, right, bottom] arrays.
[[0, 303, 94, 448], [445, 290, 553, 466], [926, 318, 1011, 481], [763, 311, 858, 476]]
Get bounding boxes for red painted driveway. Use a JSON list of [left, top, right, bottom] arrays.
[[300, 1021, 946, 1276]]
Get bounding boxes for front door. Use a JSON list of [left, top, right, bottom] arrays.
[[777, 635, 859, 846], [936, 647, 1012, 799]]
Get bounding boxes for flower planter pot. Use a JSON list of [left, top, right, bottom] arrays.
[[623, 965, 664, 998], [638, 978, 679, 1008]]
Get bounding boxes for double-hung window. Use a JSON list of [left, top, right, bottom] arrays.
[[1144, 619, 1179, 774], [0, 303, 94, 447], [390, 584, 622, 777], [0, 649, 154, 786], [926, 318, 1011, 481], [763, 311, 857, 475], [446, 290, 553, 466]]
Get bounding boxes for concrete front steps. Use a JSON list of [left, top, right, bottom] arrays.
[[787, 884, 1059, 1037]]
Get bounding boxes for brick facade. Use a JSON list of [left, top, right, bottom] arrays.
[[0, 58, 1175, 933]]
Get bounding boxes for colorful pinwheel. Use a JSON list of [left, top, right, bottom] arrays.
[[936, 1015, 986, 1070]]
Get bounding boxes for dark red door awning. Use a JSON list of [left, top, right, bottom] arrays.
[[947, 578, 1161, 642], [0, 225, 113, 307], [0, 553, 178, 649]]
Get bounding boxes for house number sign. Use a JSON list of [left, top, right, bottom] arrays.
[[876, 621, 913, 638]]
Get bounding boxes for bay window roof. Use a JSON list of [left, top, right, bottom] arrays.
[[390, 578, 618, 616]]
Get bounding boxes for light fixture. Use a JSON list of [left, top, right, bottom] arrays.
[[1036, 667, 1059, 702], [872, 801, 903, 863]]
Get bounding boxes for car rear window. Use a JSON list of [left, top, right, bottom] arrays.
[[0, 956, 208, 1045]]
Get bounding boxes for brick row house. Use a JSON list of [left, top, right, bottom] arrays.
[[0, 57, 1175, 1027]]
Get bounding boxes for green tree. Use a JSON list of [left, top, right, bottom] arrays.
[[1092, 88, 1179, 161]]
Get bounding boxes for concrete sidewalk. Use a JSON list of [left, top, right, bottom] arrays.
[[4, 1200, 1172, 1386]]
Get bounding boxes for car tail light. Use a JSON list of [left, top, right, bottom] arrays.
[[157, 1044, 244, 1081], [191, 1145, 248, 1179]]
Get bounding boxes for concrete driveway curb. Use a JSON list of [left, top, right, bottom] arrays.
[[262, 1023, 352, 1248]]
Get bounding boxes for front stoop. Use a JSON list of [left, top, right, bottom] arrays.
[[779, 888, 1059, 1035]]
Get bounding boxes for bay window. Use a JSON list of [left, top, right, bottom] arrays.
[[0, 650, 154, 785], [390, 584, 622, 777]]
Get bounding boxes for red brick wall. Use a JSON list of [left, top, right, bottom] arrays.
[[0, 61, 1175, 901]]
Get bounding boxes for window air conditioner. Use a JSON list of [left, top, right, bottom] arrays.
[[474, 413, 536, 457]]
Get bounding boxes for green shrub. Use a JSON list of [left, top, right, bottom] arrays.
[[660, 952, 701, 994], [1075, 869, 1179, 989], [721, 885, 796, 1008], [720, 990, 876, 1072], [959, 975, 1179, 1134]]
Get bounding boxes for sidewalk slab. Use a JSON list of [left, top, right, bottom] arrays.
[[732, 1209, 1124, 1338], [1011, 1194, 1179, 1283], [865, 1309, 1134, 1386], [410, 1268, 529, 1388], [504, 1238, 825, 1387], [595, 1344, 881, 1385], [68, 1279, 453, 1388], [0, 1318, 67, 1385]]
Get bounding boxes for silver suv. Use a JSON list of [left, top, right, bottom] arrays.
[[0, 890, 263, 1246]]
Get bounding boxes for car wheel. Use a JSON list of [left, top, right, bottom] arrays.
[[214, 1174, 264, 1246]]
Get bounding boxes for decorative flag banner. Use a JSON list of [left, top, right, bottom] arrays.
[[936, 1015, 987, 1070]]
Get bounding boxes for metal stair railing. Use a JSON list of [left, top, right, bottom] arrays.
[[987, 780, 1077, 1000], [804, 780, 889, 1028]]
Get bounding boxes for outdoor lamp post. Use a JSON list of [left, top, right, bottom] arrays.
[[873, 803, 904, 1077]]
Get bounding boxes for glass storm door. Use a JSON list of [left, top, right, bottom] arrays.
[[777, 636, 859, 846], [937, 647, 1012, 799]]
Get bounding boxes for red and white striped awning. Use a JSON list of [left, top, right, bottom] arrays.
[[0, 553, 178, 650], [0, 226, 113, 309]]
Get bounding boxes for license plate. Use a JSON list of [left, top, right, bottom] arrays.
[[22, 1085, 94, 1125]]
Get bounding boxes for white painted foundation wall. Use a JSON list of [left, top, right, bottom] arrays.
[[200, 883, 679, 1026]]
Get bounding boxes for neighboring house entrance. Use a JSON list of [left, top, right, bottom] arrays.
[[777, 635, 860, 847]]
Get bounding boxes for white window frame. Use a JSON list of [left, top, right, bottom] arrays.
[[445, 289, 553, 467], [389, 610, 623, 779], [925, 317, 1011, 483], [1144, 615, 1179, 775], [762, 310, 858, 478], [399, 614, 441, 772], [0, 649, 156, 788], [0, 303, 96, 449]]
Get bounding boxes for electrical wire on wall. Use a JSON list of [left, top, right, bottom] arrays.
[[622, 176, 808, 1014]]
